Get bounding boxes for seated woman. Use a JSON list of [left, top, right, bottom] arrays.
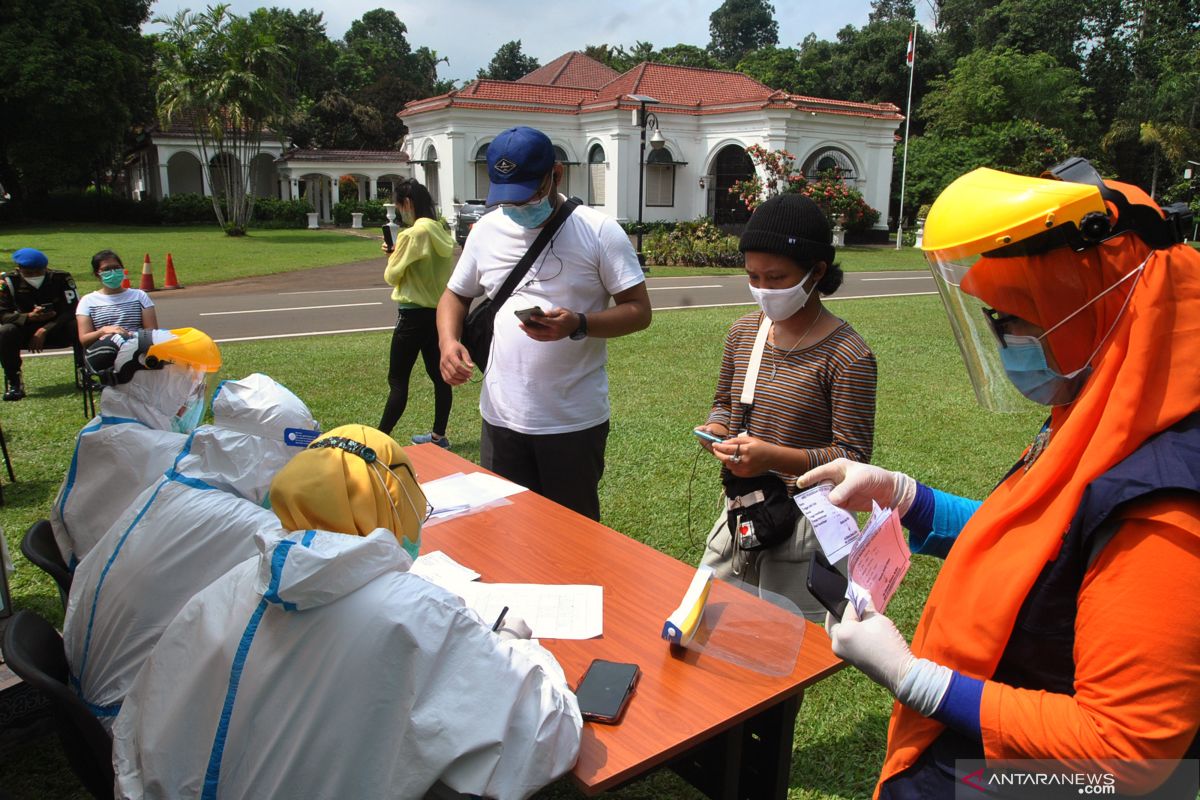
[[76, 250, 157, 348], [697, 194, 877, 620], [802, 161, 1200, 797], [51, 328, 221, 567], [113, 424, 583, 800], [64, 374, 319, 731]]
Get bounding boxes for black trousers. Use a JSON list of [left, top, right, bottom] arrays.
[[480, 418, 609, 521], [0, 322, 75, 377], [378, 307, 452, 437]]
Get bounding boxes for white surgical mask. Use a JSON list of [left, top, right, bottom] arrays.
[[748, 271, 814, 321], [23, 274, 45, 289], [400, 208, 415, 226]]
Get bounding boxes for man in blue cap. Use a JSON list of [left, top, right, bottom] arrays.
[[436, 126, 652, 520], [0, 248, 79, 400]]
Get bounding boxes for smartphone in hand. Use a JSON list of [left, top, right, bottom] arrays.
[[692, 428, 724, 444], [807, 551, 849, 619], [381, 224, 395, 250], [576, 659, 639, 724], [513, 306, 546, 326]]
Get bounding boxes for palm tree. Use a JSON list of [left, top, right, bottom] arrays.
[[154, 5, 288, 235]]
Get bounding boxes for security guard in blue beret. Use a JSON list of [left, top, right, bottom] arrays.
[[0, 248, 79, 400]]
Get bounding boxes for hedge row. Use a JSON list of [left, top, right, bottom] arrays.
[[0, 192, 314, 229]]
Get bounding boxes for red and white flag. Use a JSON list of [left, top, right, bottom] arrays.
[[905, 31, 914, 67]]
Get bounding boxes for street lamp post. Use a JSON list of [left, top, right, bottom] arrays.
[[627, 94, 665, 268]]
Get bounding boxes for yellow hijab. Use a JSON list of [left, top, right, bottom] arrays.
[[268, 424, 427, 556]]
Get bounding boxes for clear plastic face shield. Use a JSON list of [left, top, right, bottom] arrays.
[[921, 166, 1148, 411]]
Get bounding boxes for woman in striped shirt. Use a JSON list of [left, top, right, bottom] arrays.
[[697, 194, 877, 619], [77, 250, 158, 348]]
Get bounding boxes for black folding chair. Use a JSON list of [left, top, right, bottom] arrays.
[[0, 418, 12, 505], [1, 610, 114, 799], [21, 520, 71, 609]]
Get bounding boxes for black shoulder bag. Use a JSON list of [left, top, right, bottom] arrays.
[[461, 198, 580, 371], [723, 313, 799, 551]]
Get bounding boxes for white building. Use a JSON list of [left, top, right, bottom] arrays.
[[401, 52, 904, 234]]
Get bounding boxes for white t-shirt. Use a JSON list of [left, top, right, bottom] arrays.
[[448, 200, 645, 434], [77, 289, 154, 331]]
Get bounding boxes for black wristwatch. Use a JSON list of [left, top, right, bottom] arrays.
[[569, 312, 588, 340]]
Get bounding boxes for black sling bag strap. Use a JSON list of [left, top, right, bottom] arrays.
[[461, 197, 581, 371]]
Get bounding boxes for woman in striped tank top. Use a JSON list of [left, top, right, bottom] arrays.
[[697, 194, 877, 620]]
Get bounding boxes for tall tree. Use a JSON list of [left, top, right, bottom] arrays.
[[0, 0, 152, 199], [656, 44, 720, 69], [154, 4, 289, 234], [708, 0, 779, 66], [477, 40, 540, 81]]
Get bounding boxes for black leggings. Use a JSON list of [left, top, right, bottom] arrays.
[[378, 307, 452, 437]]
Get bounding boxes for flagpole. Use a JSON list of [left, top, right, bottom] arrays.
[[895, 20, 917, 251]]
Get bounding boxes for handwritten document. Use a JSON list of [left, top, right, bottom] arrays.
[[420, 472, 528, 523], [794, 482, 862, 562], [410, 550, 481, 586], [453, 582, 603, 640], [845, 502, 910, 615]]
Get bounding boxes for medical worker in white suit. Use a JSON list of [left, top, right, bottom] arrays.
[[51, 328, 221, 566], [64, 373, 320, 731], [113, 424, 582, 800]]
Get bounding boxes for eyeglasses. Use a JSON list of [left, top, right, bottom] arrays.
[[98, 265, 123, 274], [981, 306, 1022, 348]]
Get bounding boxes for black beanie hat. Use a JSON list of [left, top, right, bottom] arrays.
[[739, 194, 835, 265]]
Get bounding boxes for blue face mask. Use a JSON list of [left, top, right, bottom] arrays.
[[999, 334, 1091, 406], [172, 390, 206, 434], [502, 193, 554, 228]]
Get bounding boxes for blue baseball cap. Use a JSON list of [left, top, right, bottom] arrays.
[[486, 126, 556, 206], [11, 248, 48, 271]]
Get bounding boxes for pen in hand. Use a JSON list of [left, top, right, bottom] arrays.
[[492, 605, 509, 632]]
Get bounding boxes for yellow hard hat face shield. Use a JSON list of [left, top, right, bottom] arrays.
[[922, 168, 1109, 412], [147, 327, 222, 373]]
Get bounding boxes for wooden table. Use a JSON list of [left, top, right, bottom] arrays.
[[409, 444, 844, 799]]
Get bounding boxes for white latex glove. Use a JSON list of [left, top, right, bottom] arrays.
[[826, 599, 916, 695], [798, 457, 917, 515], [495, 612, 533, 641]]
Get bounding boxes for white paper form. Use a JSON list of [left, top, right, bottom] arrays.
[[846, 502, 910, 616], [410, 550, 481, 587], [794, 482, 862, 562], [420, 472, 528, 523], [453, 582, 603, 640]]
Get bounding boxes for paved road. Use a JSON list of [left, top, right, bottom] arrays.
[[145, 259, 936, 344]]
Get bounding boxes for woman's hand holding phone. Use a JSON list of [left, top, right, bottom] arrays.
[[693, 424, 729, 454]]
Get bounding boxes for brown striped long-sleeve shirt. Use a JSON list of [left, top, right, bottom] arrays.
[[708, 310, 877, 489]]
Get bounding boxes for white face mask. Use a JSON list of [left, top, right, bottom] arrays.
[[748, 271, 814, 321], [23, 274, 46, 289]]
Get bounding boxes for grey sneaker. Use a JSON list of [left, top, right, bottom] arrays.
[[411, 432, 450, 449]]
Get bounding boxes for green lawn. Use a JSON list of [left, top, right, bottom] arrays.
[[0, 295, 1043, 799], [0, 223, 381, 287]]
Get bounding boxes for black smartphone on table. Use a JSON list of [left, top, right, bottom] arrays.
[[381, 224, 394, 250], [807, 551, 849, 619], [575, 659, 639, 724]]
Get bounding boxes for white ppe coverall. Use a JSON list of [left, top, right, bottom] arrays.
[[51, 364, 205, 566], [113, 529, 582, 800], [64, 373, 318, 730]]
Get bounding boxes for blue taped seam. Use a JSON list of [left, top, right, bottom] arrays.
[[201, 597, 268, 800], [75, 477, 170, 692], [300, 530, 315, 547], [262, 540, 297, 611], [164, 469, 219, 492]]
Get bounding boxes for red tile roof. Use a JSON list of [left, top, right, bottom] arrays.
[[516, 52, 620, 89], [401, 54, 903, 122]]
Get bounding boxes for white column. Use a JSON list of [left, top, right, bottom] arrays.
[[290, 178, 300, 201], [368, 177, 377, 201], [330, 175, 340, 213], [158, 161, 171, 199]]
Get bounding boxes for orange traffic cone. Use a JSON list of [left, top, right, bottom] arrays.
[[121, 268, 130, 290], [139, 253, 156, 292], [162, 253, 183, 290]]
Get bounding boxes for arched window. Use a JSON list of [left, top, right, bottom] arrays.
[[713, 145, 754, 224], [553, 145, 570, 198], [645, 148, 676, 208], [802, 147, 857, 183], [424, 144, 440, 206], [587, 144, 606, 206], [473, 142, 490, 201]]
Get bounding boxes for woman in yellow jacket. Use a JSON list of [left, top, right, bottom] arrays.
[[378, 178, 457, 447]]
